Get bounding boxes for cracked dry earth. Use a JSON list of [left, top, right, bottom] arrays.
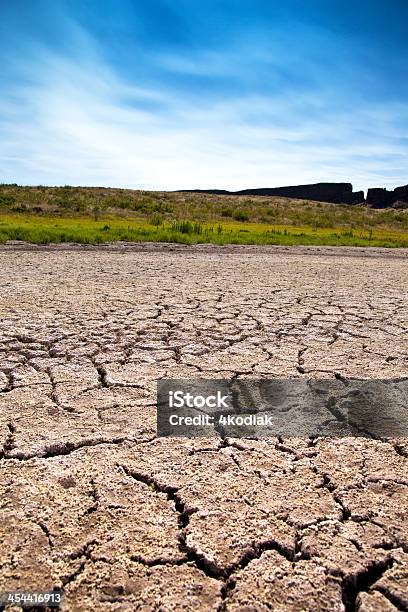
[[0, 244, 407, 612]]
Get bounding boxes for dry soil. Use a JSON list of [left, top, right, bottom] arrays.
[[0, 244, 407, 611]]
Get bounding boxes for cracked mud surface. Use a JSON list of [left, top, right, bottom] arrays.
[[0, 244, 407, 611]]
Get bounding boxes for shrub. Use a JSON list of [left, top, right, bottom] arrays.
[[0, 195, 15, 206], [233, 210, 250, 222], [155, 201, 173, 213], [170, 221, 203, 234], [12, 204, 28, 212], [221, 207, 233, 217], [150, 214, 163, 226]]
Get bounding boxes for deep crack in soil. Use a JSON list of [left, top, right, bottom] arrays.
[[0, 245, 407, 611]]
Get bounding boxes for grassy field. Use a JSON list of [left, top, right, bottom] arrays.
[[0, 184, 407, 247]]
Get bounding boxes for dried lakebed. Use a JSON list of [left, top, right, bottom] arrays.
[[0, 244, 407, 611]]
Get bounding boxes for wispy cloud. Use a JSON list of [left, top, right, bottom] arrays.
[[0, 1, 407, 190]]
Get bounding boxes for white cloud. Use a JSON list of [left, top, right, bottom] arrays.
[[1, 28, 407, 191]]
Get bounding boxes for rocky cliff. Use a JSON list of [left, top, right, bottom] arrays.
[[366, 185, 408, 208], [180, 182, 408, 208], [179, 183, 365, 204], [235, 183, 365, 204]]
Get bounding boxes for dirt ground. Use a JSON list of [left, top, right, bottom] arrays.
[[0, 244, 407, 611]]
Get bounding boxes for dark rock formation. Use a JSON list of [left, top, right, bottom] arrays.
[[366, 185, 408, 208], [366, 188, 393, 208], [179, 183, 365, 205], [394, 184, 408, 201], [235, 183, 365, 204], [351, 190, 366, 204], [179, 182, 408, 208], [178, 189, 231, 195]]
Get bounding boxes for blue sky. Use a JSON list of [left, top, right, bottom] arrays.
[[1, 0, 407, 191]]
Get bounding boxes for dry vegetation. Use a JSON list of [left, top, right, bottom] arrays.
[[0, 184, 407, 247]]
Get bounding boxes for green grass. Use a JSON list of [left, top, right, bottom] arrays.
[[0, 213, 407, 248], [0, 184, 406, 247]]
